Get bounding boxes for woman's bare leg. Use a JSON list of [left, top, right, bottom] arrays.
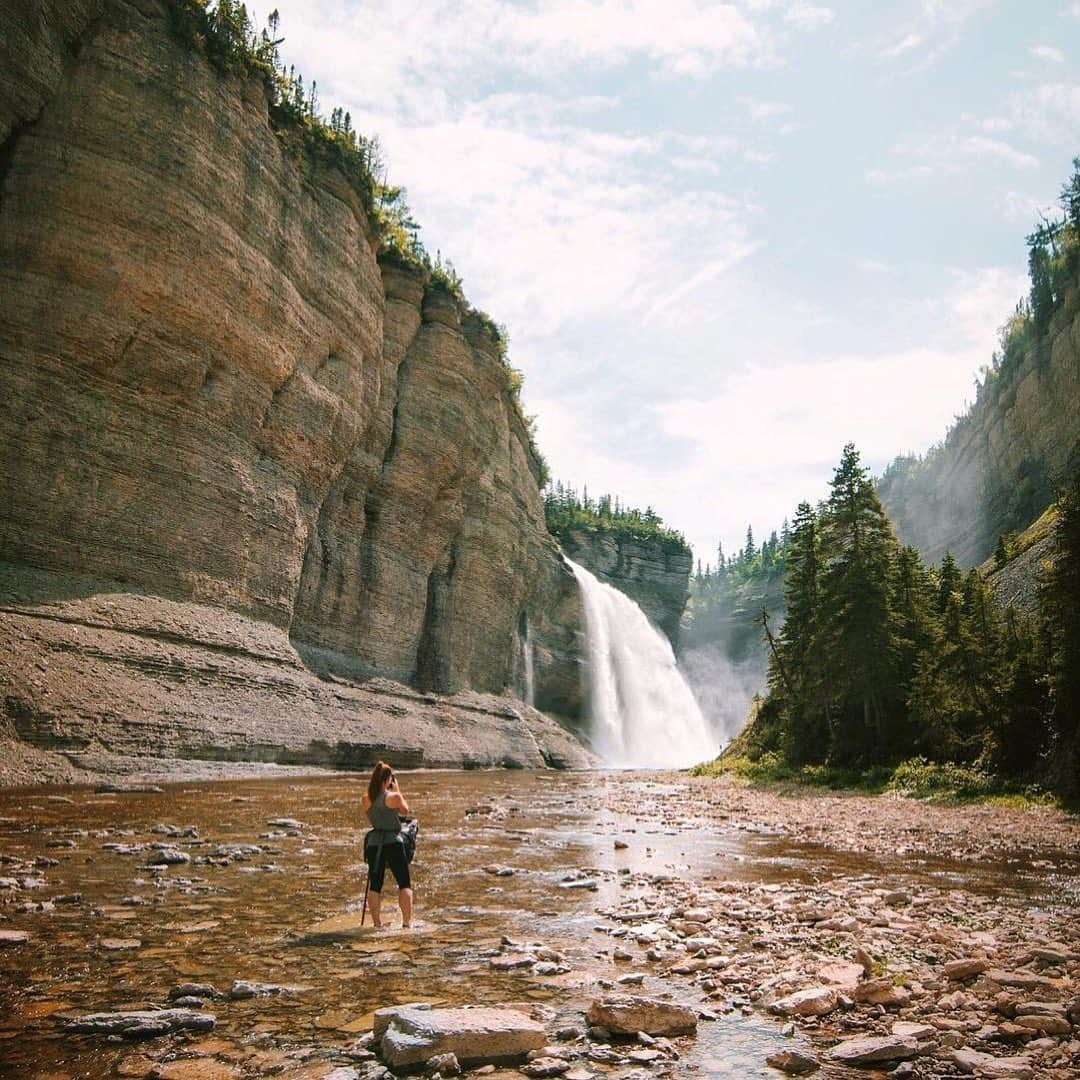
[[368, 891, 383, 928], [399, 887, 413, 928]]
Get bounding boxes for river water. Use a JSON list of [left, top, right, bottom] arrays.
[[1, 770, 1074, 1079]]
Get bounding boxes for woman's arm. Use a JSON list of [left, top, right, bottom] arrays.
[[385, 790, 411, 815]]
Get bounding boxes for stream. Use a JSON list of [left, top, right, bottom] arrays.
[[1, 770, 1076, 1078]]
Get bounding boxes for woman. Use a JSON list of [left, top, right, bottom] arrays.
[[362, 761, 413, 929]]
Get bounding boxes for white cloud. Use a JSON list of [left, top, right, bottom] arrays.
[[868, 132, 1039, 182], [857, 259, 891, 273], [646, 267, 1027, 557], [883, 32, 924, 58], [741, 97, 793, 121], [1030, 44, 1065, 63], [1008, 80, 1080, 144], [1062, 3, 1080, 17], [784, 2, 835, 30]]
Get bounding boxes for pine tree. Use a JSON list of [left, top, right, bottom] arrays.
[[936, 552, 962, 614], [815, 444, 899, 765], [1039, 450, 1080, 797], [773, 501, 827, 763]]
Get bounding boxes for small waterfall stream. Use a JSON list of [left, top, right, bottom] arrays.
[[567, 558, 719, 768]]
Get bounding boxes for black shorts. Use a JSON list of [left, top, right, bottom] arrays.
[[366, 840, 410, 892]]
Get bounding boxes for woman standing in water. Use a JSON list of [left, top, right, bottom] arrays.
[[363, 761, 413, 928]]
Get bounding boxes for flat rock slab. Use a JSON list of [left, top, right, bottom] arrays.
[[950, 1049, 1033, 1078], [64, 1009, 215, 1038], [585, 995, 697, 1036], [379, 1006, 546, 1069], [0, 930, 30, 945], [827, 1035, 917, 1065], [769, 987, 839, 1017]]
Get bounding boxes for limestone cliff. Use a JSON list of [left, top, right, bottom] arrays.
[[0, 0, 588, 778], [557, 528, 691, 647], [878, 277, 1080, 566]]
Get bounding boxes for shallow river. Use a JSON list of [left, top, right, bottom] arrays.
[[0, 771, 1073, 1078]]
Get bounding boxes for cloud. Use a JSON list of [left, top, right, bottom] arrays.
[[1008, 80, 1080, 144], [1030, 44, 1065, 63], [874, 0, 994, 69], [741, 97, 793, 121], [868, 132, 1039, 182], [784, 2, 835, 30], [883, 32, 924, 58], [1062, 3, 1080, 16], [645, 267, 1027, 558]]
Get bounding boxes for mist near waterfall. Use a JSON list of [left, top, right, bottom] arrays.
[[680, 642, 767, 746], [568, 559, 719, 768]]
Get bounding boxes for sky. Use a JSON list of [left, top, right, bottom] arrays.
[[268, 0, 1079, 563]]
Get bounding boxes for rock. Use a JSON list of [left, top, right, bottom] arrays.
[[614, 841, 629, 850], [946, 959, 989, 981], [585, 996, 697, 1037], [949, 1048, 1033, 1078], [426, 1052, 460, 1076], [768, 987, 840, 1018], [99, 938, 141, 951], [827, 1035, 918, 1065], [94, 784, 164, 794], [63, 1009, 214, 1038], [985, 969, 1056, 992], [228, 980, 304, 999], [147, 848, 190, 866], [850, 978, 910, 1007], [1012, 1013, 1072, 1035], [765, 1050, 819, 1074], [891, 1021, 934, 1040], [168, 983, 220, 1001], [267, 818, 305, 829], [374, 1003, 434, 1040], [379, 1006, 546, 1069], [491, 954, 536, 971], [0, 930, 29, 946], [521, 1058, 569, 1077], [483, 865, 515, 877]]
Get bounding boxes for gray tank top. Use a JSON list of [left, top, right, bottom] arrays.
[[367, 790, 401, 836]]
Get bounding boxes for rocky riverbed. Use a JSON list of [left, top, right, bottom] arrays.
[[0, 772, 1076, 1079]]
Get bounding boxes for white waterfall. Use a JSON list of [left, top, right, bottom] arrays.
[[567, 558, 720, 769], [523, 622, 535, 709]]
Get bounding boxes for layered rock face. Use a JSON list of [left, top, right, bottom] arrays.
[[557, 529, 691, 646], [0, 0, 587, 776], [878, 280, 1080, 566]]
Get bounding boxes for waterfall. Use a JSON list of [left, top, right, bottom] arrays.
[[567, 558, 719, 769], [523, 621, 535, 709]]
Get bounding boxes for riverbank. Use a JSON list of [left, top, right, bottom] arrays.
[[1, 771, 1076, 1078]]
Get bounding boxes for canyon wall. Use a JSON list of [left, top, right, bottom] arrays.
[[0, 0, 588, 780], [878, 278, 1080, 567]]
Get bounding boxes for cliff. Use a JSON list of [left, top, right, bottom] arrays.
[[556, 528, 691, 646], [0, 0, 589, 780], [878, 276, 1080, 566]]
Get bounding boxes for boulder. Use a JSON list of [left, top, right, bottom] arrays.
[[63, 1009, 214, 1038], [765, 1049, 819, 1074], [768, 987, 840, 1018], [379, 1006, 546, 1069], [827, 1035, 918, 1065], [585, 996, 697, 1037], [0, 930, 29, 946], [521, 1059, 569, 1078]]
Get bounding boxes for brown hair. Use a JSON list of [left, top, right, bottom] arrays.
[[368, 761, 393, 803]]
